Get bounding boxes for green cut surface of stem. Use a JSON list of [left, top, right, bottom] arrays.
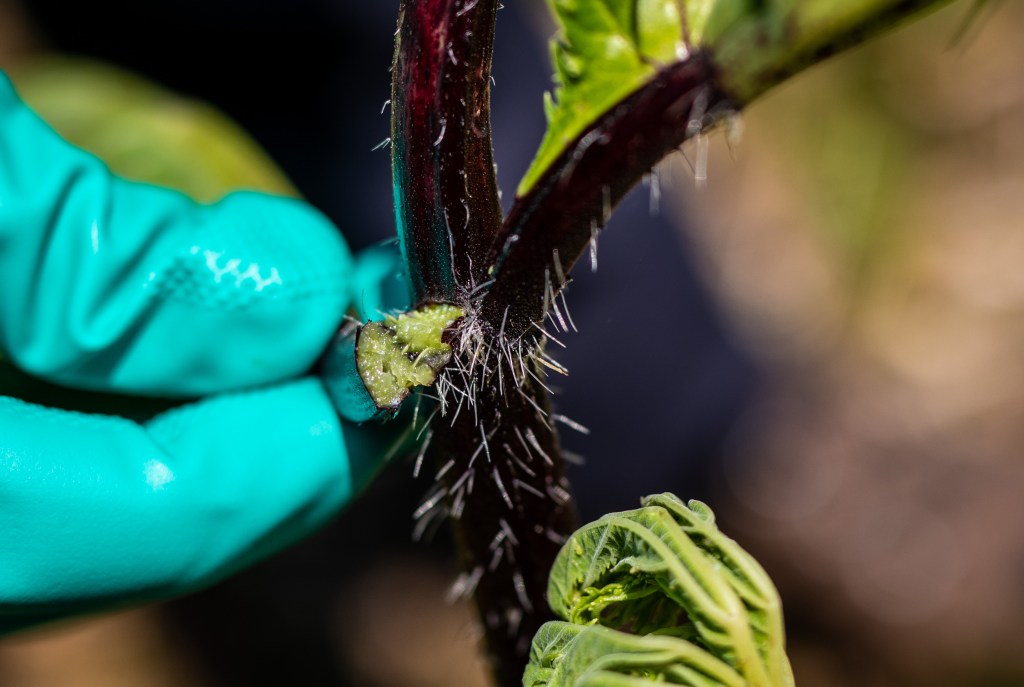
[[355, 303, 463, 412]]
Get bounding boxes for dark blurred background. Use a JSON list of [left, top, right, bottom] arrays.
[[1, 0, 1022, 685]]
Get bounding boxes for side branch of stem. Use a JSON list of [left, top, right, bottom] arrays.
[[480, 53, 729, 338]]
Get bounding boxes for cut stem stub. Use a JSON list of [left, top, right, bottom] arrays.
[[356, 303, 464, 414]]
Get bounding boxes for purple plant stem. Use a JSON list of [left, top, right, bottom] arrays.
[[431, 374, 576, 687], [391, 2, 577, 685], [391, 0, 503, 304], [480, 53, 730, 338]]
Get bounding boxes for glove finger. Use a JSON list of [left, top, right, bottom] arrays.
[[0, 71, 352, 397], [319, 241, 414, 422], [0, 378, 366, 634], [348, 241, 412, 323]]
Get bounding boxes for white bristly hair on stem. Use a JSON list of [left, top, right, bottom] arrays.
[[401, 253, 585, 620]]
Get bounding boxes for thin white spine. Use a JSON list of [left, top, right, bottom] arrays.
[[513, 479, 545, 499], [413, 486, 447, 520], [525, 428, 554, 465], [413, 428, 433, 478], [552, 414, 590, 435], [512, 570, 533, 613], [492, 466, 513, 509], [435, 458, 456, 481]]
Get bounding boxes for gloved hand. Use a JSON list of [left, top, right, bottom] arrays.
[[0, 70, 402, 634]]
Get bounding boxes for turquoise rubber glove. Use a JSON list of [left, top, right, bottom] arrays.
[[0, 71, 397, 634]]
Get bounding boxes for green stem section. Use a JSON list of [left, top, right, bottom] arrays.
[[691, 0, 958, 102]]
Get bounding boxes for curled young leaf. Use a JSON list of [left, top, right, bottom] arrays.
[[533, 494, 793, 687], [525, 621, 745, 687]]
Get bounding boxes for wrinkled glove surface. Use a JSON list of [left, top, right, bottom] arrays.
[[0, 71, 397, 635]]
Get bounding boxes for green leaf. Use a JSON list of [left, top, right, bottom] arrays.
[[538, 494, 793, 687], [521, 0, 957, 198], [525, 621, 745, 687], [517, 0, 685, 196], [13, 56, 296, 202]]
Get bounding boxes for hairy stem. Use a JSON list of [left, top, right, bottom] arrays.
[[392, 0, 503, 303], [391, 2, 579, 684], [480, 0, 956, 338], [390, 1, 956, 682], [481, 53, 727, 337], [429, 362, 576, 686]]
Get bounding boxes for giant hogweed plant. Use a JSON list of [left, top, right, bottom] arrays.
[[337, 0, 962, 685]]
